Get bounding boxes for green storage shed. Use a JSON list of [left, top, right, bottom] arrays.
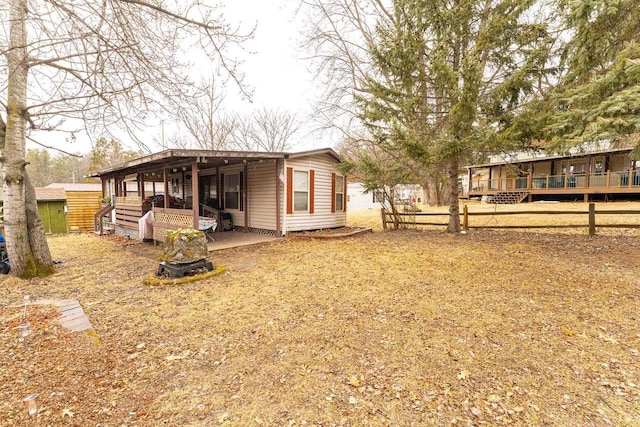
[[0, 187, 68, 234]]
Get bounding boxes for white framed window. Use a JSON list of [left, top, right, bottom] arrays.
[[224, 173, 240, 210], [334, 175, 344, 211], [293, 170, 309, 212]]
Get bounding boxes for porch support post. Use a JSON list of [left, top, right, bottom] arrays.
[[192, 161, 199, 229], [163, 168, 169, 208], [585, 155, 591, 189], [275, 159, 281, 236], [466, 168, 472, 194], [243, 161, 249, 233], [139, 173, 146, 199]]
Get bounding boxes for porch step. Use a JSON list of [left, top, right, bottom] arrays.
[[487, 191, 529, 204]]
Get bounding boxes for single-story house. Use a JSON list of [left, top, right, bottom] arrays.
[[347, 183, 424, 211], [88, 148, 348, 240], [0, 187, 68, 234], [464, 144, 640, 203]]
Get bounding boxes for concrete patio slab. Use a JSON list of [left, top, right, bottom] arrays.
[[206, 231, 281, 251]]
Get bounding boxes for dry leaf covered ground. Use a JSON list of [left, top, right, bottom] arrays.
[[1, 204, 640, 426]]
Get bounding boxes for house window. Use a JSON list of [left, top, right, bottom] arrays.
[[335, 175, 345, 211], [373, 190, 384, 203], [293, 170, 309, 211], [224, 173, 240, 210]]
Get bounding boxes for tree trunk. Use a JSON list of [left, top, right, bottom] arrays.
[[425, 177, 439, 206], [3, 0, 55, 278], [446, 159, 461, 233], [25, 174, 55, 275]]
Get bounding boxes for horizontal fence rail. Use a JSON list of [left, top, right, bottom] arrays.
[[381, 203, 640, 236]]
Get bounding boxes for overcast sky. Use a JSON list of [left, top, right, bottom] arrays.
[[27, 0, 321, 155], [223, 0, 314, 113]]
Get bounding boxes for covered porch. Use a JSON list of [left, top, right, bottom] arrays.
[[91, 149, 288, 241]]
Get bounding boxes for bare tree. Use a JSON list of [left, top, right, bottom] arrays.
[[300, 0, 387, 137], [229, 108, 300, 152], [1, 0, 252, 278], [301, 1, 452, 206], [175, 78, 239, 150]]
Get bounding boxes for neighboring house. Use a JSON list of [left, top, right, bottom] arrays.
[[0, 187, 68, 234], [45, 183, 102, 231], [464, 144, 640, 203], [88, 148, 347, 240], [347, 183, 424, 211], [347, 183, 384, 212]]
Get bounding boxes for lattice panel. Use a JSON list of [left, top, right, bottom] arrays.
[[153, 211, 193, 242], [247, 227, 278, 236], [155, 212, 193, 227]]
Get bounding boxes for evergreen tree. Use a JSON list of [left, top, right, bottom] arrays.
[[542, 0, 640, 154], [356, 0, 554, 231]]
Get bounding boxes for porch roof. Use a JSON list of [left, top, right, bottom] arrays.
[[466, 146, 633, 170], [87, 148, 341, 178]]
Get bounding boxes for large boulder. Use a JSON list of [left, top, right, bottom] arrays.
[[161, 228, 208, 263]]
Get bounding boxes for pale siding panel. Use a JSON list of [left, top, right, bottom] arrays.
[[247, 161, 278, 230], [284, 154, 346, 233]]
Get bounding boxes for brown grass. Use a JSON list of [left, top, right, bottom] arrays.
[[1, 205, 640, 426]]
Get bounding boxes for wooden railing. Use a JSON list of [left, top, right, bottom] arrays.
[[94, 204, 115, 235], [470, 170, 640, 193], [115, 196, 142, 205], [382, 203, 640, 236], [115, 203, 144, 229]]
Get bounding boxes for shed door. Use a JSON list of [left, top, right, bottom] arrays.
[[38, 201, 68, 234]]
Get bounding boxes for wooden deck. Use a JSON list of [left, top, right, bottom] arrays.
[[467, 170, 640, 200]]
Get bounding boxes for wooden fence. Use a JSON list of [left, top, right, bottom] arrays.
[[381, 203, 640, 236]]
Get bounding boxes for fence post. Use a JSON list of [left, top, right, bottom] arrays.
[[381, 208, 387, 230], [463, 204, 469, 231], [588, 202, 596, 236]]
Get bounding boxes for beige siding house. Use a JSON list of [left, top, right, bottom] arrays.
[[89, 148, 347, 240]]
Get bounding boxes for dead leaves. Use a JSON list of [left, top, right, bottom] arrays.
[[1, 223, 640, 425]]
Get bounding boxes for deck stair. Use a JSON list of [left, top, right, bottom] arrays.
[[94, 204, 115, 235], [487, 191, 529, 204]]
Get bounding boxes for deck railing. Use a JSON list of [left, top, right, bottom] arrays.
[[470, 169, 639, 193], [94, 204, 115, 235], [114, 202, 144, 229]]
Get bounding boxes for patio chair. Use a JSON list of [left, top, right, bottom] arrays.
[[198, 216, 217, 243]]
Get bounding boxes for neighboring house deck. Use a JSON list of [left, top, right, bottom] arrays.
[[88, 148, 347, 241], [464, 146, 640, 203]]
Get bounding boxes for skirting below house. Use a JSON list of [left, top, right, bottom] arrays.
[[115, 224, 139, 240], [245, 227, 278, 237]]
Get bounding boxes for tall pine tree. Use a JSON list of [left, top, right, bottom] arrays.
[[543, 0, 640, 155], [356, 0, 554, 231]]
